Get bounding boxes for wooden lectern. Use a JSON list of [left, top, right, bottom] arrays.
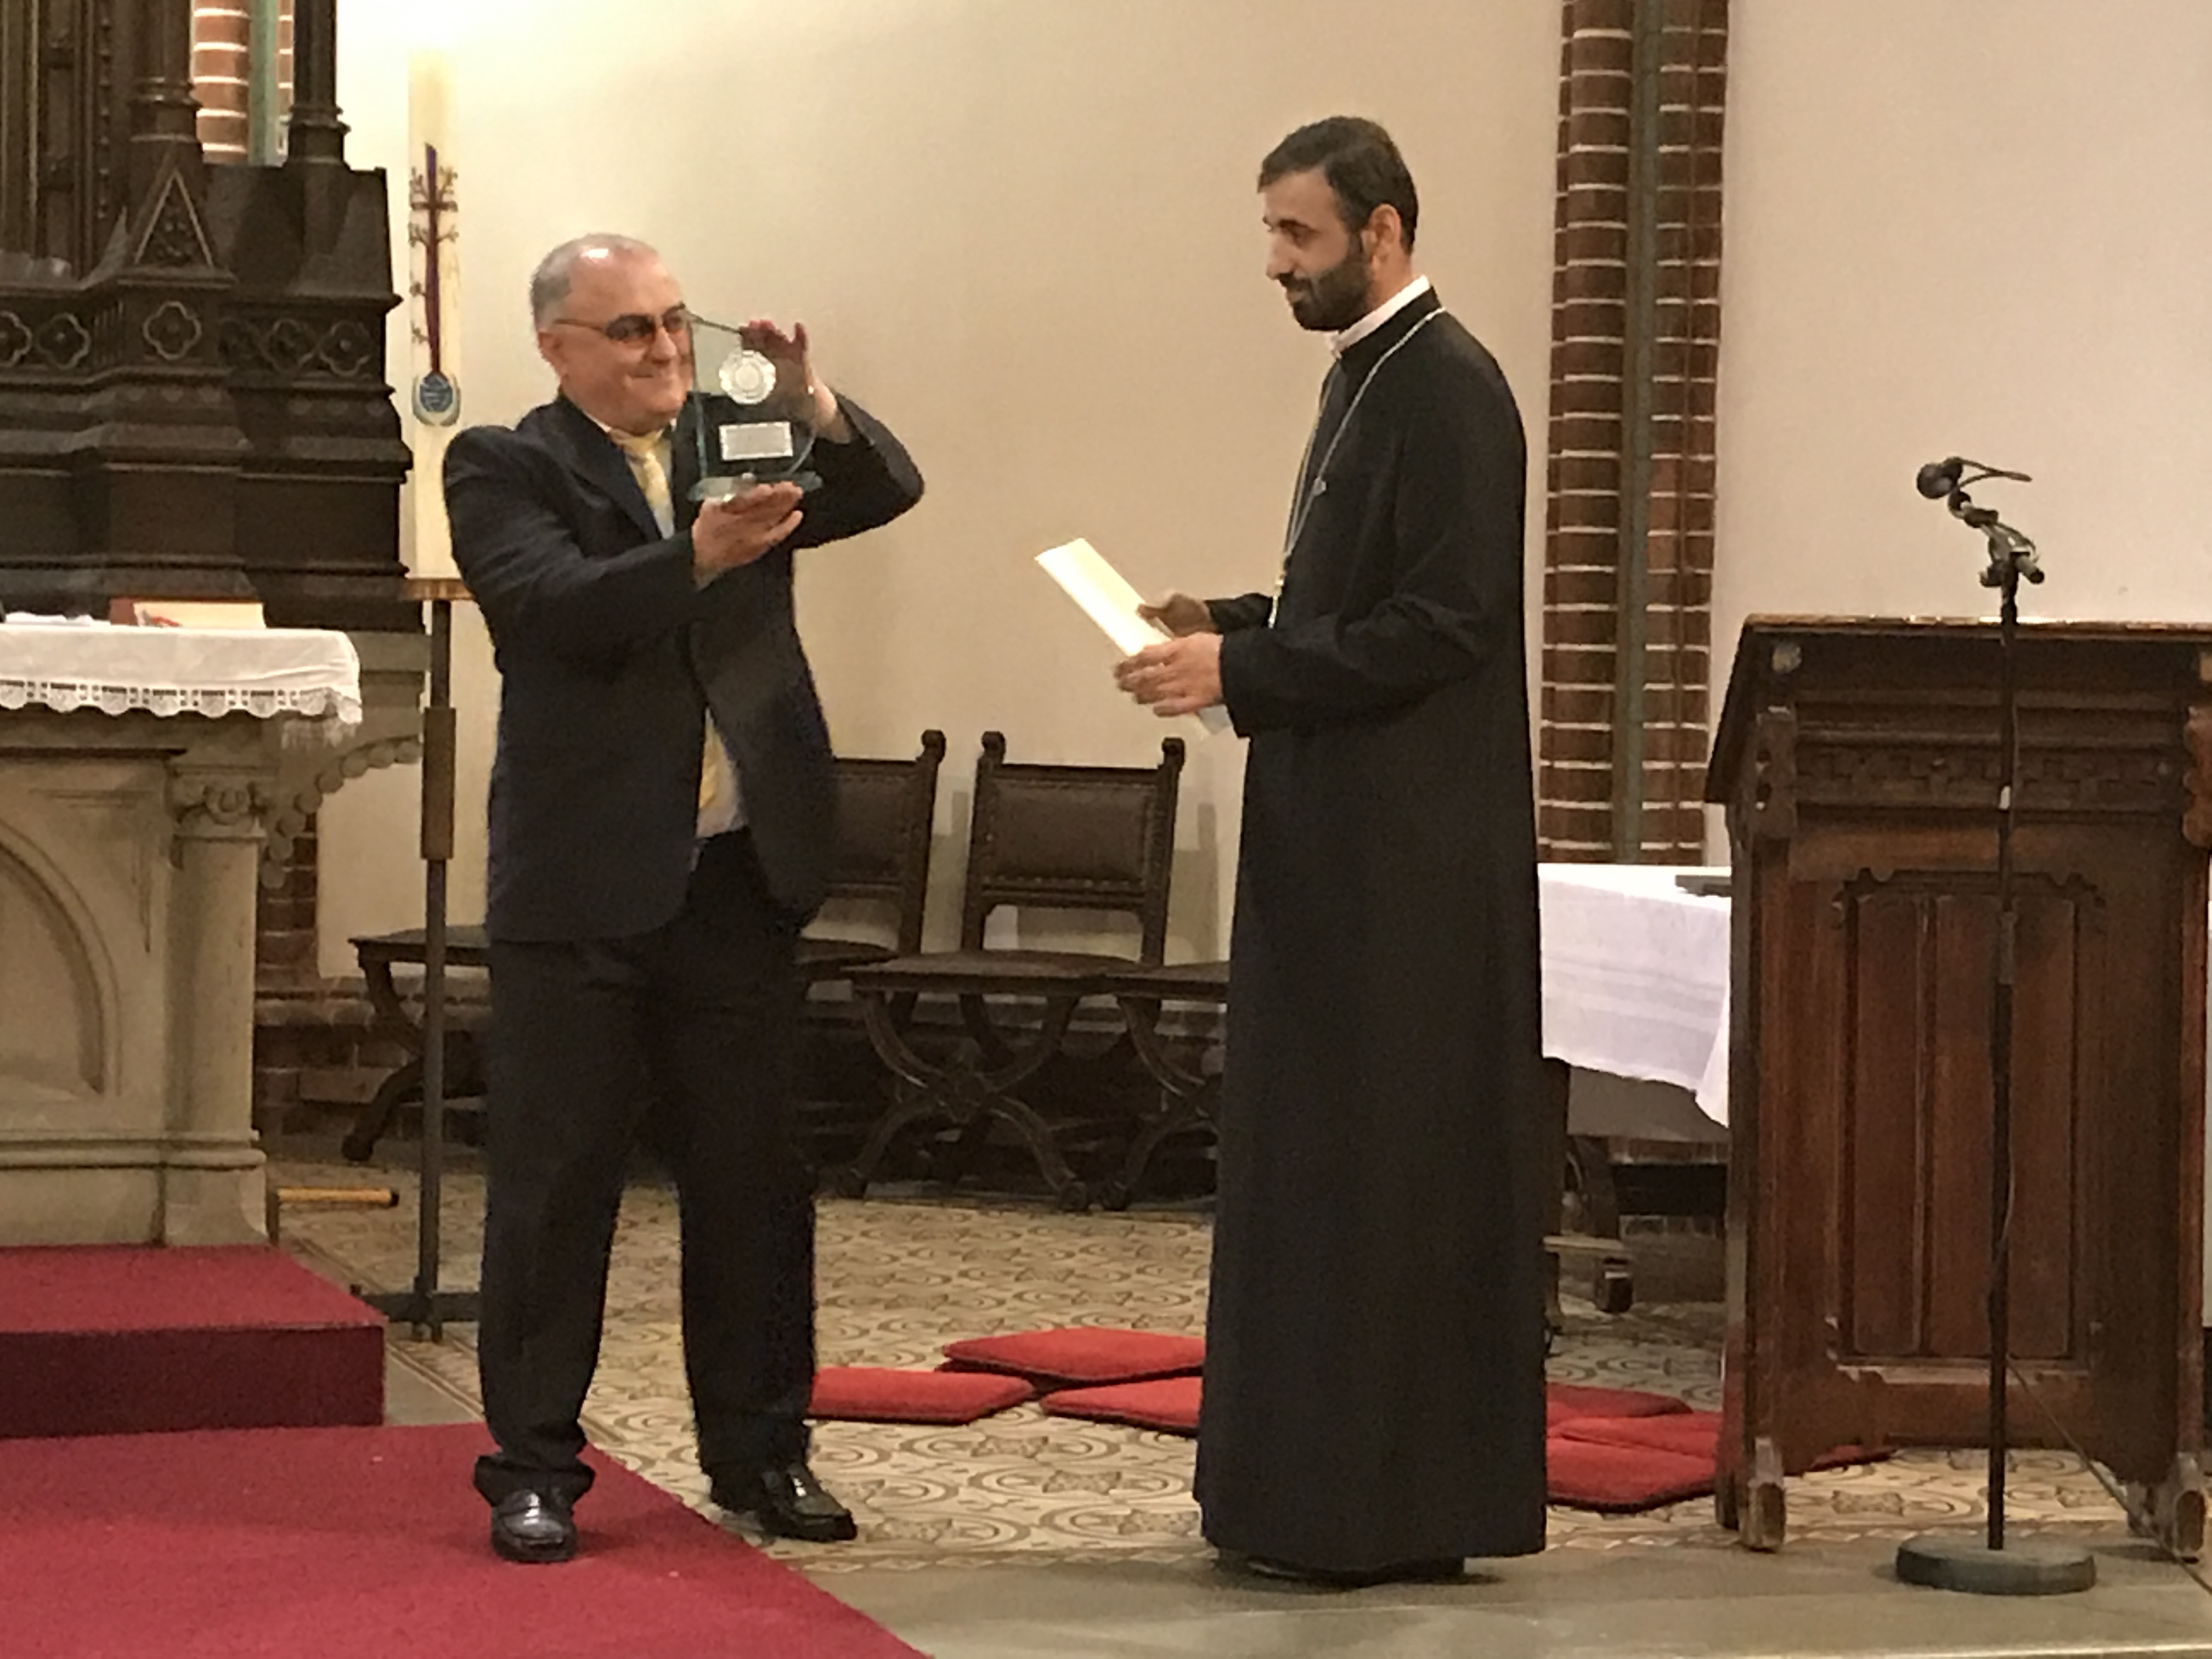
[[1707, 618, 2210, 1551]]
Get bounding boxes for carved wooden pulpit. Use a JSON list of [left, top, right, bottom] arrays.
[[1707, 617, 2209, 1552]]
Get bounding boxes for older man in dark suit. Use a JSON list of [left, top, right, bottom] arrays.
[[445, 233, 922, 1564]]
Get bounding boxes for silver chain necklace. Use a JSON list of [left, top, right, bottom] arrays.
[[1272, 306, 1447, 619]]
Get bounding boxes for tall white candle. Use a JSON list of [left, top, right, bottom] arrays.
[[404, 46, 461, 579]]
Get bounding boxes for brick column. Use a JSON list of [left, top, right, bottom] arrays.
[[1539, 0, 1728, 862], [190, 3, 250, 158], [252, 811, 320, 1130], [191, 0, 292, 161]]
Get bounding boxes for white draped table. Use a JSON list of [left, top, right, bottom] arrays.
[[1538, 862, 1731, 1125], [0, 620, 362, 1244], [0, 617, 362, 728]]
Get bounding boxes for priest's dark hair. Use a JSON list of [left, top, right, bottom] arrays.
[[1259, 117, 1419, 252]]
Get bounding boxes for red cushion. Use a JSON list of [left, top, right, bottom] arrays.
[[1554, 1409, 1721, 1458], [1545, 1412, 1889, 1512], [1544, 1381, 1694, 1426], [1039, 1375, 1201, 1435], [1546, 1434, 1718, 1511], [940, 1327, 1205, 1387], [807, 1366, 1034, 1424]]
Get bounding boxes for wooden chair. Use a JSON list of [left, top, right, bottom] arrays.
[[792, 730, 947, 1170], [341, 731, 947, 1163], [797, 728, 948, 984], [1095, 958, 1227, 1208], [338, 926, 492, 1163], [835, 730, 1185, 1209]]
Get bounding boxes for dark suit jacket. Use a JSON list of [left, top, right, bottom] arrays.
[[445, 392, 923, 941]]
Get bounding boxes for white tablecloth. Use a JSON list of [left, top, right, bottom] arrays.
[[0, 618, 362, 730], [1539, 862, 1731, 1124]]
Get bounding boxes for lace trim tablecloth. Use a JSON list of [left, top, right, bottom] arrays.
[[0, 617, 362, 731]]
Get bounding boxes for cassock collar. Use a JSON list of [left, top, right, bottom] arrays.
[[1330, 275, 1432, 359], [1333, 283, 1443, 381]]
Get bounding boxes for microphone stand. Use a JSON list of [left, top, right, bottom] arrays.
[[1894, 473, 2094, 1595]]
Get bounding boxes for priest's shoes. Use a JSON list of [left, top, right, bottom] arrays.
[[1223, 1550, 1465, 1589], [488, 1489, 578, 1564], [709, 1460, 859, 1543]]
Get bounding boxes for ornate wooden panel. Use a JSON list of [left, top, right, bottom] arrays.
[[0, 0, 409, 631]]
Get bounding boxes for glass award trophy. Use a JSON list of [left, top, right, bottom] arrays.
[[684, 312, 821, 499]]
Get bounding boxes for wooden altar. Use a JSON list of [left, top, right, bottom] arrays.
[[1706, 617, 2210, 1552]]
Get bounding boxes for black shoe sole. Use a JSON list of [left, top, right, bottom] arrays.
[[709, 1486, 857, 1543], [490, 1532, 578, 1564], [760, 1514, 859, 1544], [1222, 1551, 1464, 1588]]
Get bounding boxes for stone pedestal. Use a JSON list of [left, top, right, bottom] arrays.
[[0, 704, 328, 1244]]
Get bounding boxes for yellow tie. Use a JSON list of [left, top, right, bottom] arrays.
[[611, 427, 731, 826], [610, 426, 675, 533]]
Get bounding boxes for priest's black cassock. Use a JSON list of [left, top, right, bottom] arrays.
[[1195, 285, 1547, 1573]]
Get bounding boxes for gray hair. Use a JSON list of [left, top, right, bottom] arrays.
[[528, 234, 660, 326]]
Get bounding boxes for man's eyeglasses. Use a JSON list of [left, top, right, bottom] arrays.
[[549, 306, 693, 346]]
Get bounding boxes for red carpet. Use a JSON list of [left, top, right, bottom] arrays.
[[0, 1421, 921, 1659], [0, 1245, 383, 1438]]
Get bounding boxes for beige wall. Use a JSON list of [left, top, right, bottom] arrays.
[[1713, 0, 2212, 1297], [315, 0, 1563, 973], [1713, 1, 2212, 795]]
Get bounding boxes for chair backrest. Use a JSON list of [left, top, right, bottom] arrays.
[[957, 730, 1186, 963], [825, 729, 947, 955]]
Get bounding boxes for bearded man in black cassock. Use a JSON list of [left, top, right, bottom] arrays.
[[1118, 116, 1546, 1586]]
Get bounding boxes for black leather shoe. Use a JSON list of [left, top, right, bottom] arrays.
[[488, 1489, 578, 1564], [709, 1461, 857, 1543]]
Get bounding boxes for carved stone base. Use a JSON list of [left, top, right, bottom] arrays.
[[0, 703, 323, 1246]]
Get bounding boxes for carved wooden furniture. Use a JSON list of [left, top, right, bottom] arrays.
[[1095, 959, 1227, 1209], [837, 731, 1186, 1211], [798, 729, 949, 986], [338, 924, 492, 1164], [338, 730, 953, 1163], [0, 0, 412, 632], [791, 729, 947, 1172], [1706, 617, 2210, 1552]]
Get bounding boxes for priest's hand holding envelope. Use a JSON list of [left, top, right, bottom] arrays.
[[1033, 540, 1231, 733], [1116, 629, 1223, 719], [1135, 591, 1217, 638]]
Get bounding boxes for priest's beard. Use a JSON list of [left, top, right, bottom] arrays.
[[1279, 239, 1372, 332]]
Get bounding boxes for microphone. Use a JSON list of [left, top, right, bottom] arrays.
[[1916, 456, 1963, 499]]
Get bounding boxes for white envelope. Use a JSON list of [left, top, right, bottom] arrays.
[[1035, 538, 1231, 736]]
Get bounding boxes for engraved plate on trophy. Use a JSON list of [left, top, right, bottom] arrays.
[[684, 312, 821, 499]]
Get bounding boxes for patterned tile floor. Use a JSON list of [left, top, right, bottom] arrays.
[[273, 1154, 2134, 1575]]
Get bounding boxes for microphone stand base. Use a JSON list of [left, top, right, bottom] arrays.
[[1894, 1535, 2096, 1597]]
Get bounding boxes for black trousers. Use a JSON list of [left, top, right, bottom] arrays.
[[473, 831, 815, 1507]]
